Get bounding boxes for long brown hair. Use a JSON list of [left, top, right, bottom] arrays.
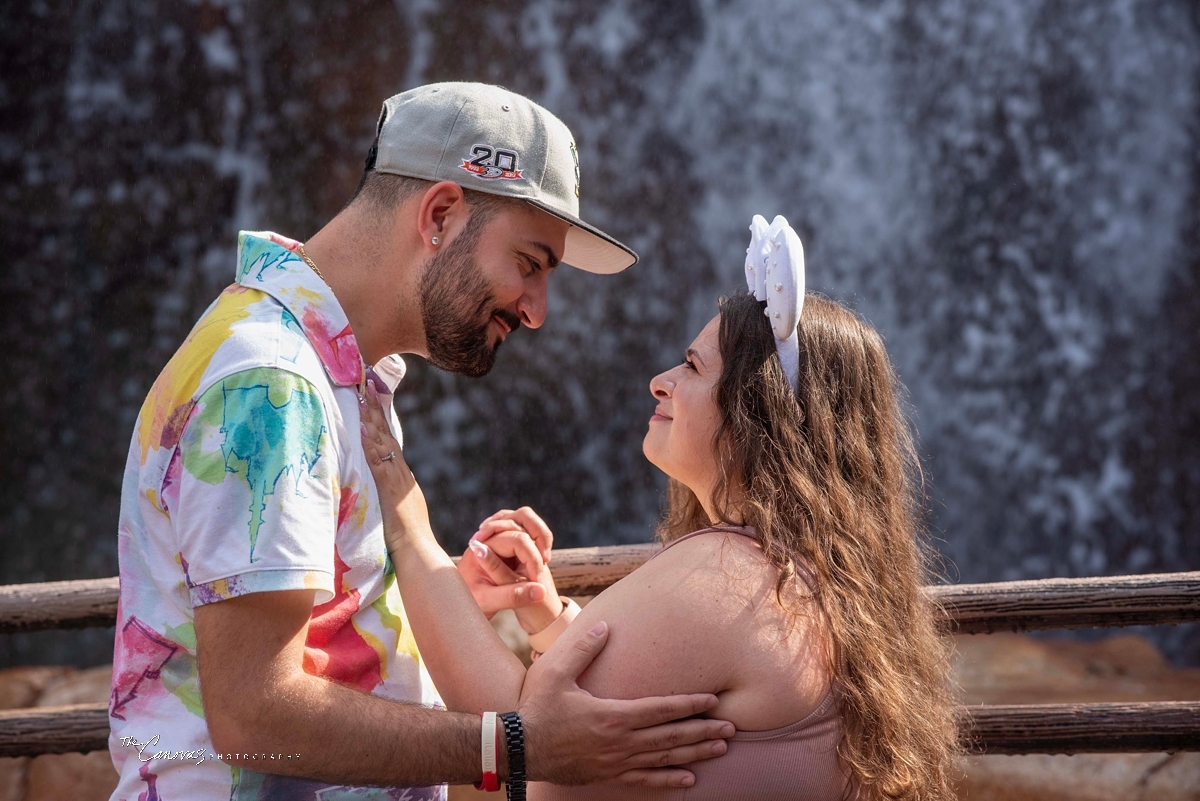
[[659, 292, 959, 800]]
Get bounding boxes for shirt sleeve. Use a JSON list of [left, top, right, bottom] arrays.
[[172, 366, 338, 606]]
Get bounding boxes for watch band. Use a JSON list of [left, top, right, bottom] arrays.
[[527, 598, 581, 655], [499, 711, 526, 801]]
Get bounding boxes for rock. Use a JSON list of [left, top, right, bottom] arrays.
[[34, 666, 112, 708], [953, 633, 1200, 705], [0, 668, 76, 711], [25, 752, 117, 801], [957, 752, 1200, 801], [0, 758, 28, 801]]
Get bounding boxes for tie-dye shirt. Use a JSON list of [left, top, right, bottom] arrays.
[[109, 231, 445, 801]]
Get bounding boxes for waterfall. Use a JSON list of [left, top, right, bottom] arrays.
[[1, 0, 1197, 666]]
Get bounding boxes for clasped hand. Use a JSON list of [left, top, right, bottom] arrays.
[[460, 507, 565, 629]]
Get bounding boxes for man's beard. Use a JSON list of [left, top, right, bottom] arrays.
[[418, 229, 522, 378]]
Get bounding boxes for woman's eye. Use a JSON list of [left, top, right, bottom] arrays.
[[683, 358, 697, 372]]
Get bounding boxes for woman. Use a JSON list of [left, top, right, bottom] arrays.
[[360, 216, 958, 800]]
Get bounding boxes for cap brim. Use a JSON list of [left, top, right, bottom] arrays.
[[524, 200, 638, 274]]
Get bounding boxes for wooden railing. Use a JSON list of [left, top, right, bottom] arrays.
[[3, 701, 1198, 759], [3, 546, 1199, 634], [1, 545, 1198, 757]]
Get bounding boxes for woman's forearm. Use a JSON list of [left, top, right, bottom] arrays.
[[358, 384, 528, 711], [390, 533, 528, 712]]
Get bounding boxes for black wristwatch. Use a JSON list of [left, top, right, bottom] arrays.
[[499, 711, 526, 801]]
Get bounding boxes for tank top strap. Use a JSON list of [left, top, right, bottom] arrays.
[[791, 558, 820, 597], [656, 525, 821, 596], [654, 524, 759, 556]]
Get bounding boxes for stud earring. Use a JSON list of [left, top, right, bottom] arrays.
[[431, 236, 440, 246]]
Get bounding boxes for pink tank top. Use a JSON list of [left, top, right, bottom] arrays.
[[530, 526, 849, 801]]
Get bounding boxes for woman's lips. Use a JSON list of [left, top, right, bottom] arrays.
[[650, 408, 672, 423]]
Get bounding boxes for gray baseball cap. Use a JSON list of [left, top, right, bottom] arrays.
[[368, 82, 637, 275]]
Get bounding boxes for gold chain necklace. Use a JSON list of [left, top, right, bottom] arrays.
[[296, 243, 328, 285]]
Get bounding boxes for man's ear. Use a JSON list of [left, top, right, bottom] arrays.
[[416, 181, 469, 250]]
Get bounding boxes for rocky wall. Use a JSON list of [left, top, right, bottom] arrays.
[[2, 0, 1198, 667]]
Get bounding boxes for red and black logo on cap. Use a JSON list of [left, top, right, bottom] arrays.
[[460, 145, 523, 180]]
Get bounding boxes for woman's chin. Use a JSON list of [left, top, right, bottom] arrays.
[[641, 434, 662, 468], [641, 439, 676, 482]]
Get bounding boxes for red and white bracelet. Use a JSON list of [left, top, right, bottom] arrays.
[[476, 711, 500, 792], [528, 598, 582, 660]]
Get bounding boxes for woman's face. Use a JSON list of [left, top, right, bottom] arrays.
[[643, 315, 723, 501]]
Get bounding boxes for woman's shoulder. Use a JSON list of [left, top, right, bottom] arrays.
[[649, 527, 813, 599], [581, 529, 768, 631], [560, 528, 831, 728], [585, 528, 782, 626]]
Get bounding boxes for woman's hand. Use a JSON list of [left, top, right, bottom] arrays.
[[358, 377, 433, 553], [462, 507, 564, 633], [458, 529, 551, 619], [473, 507, 554, 564]]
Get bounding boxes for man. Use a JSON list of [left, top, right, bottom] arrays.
[[108, 82, 732, 800]]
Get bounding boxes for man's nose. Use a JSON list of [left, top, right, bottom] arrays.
[[517, 283, 548, 329]]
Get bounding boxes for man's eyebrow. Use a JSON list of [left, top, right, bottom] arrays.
[[687, 347, 707, 369], [523, 240, 560, 271]]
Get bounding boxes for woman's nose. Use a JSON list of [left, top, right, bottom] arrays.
[[650, 372, 673, 399]]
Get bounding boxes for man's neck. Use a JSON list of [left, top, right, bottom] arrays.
[[301, 210, 427, 366]]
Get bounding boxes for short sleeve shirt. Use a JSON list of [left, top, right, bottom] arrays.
[[108, 231, 445, 801]]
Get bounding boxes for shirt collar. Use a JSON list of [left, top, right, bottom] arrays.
[[235, 230, 366, 388]]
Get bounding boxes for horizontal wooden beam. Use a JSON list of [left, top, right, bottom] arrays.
[[965, 701, 1200, 755], [931, 571, 1200, 634], [1, 548, 1197, 635], [0, 577, 120, 634], [2, 702, 1197, 759], [538, 544, 659, 597], [0, 704, 110, 757], [0, 546, 661, 634]]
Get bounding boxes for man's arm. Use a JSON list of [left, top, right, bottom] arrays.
[[195, 588, 483, 787], [195, 587, 735, 788]]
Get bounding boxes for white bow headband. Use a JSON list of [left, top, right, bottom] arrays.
[[744, 214, 805, 388]]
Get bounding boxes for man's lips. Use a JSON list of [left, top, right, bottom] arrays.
[[490, 315, 511, 342]]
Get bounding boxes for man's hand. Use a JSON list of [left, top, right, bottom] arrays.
[[519, 621, 734, 788]]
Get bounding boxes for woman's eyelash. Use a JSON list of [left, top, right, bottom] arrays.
[[683, 357, 697, 371]]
